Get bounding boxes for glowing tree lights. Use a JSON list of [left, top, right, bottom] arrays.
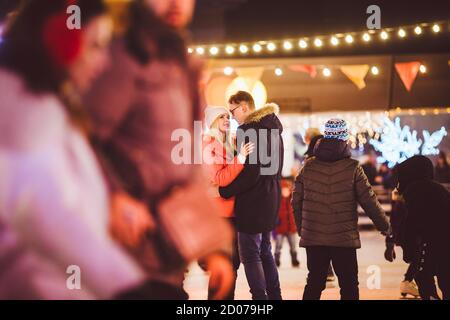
[[370, 117, 448, 167]]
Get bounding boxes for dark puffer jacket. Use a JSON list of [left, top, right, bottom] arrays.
[[292, 138, 390, 248]]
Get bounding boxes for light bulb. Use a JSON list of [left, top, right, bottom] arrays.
[[380, 31, 389, 40], [267, 42, 277, 51], [224, 67, 234, 76], [330, 36, 339, 46], [362, 33, 371, 42], [398, 28, 406, 38], [283, 41, 293, 50], [225, 46, 235, 55], [239, 44, 249, 54], [414, 26, 422, 35], [209, 46, 219, 55], [314, 38, 323, 47], [345, 34, 354, 44], [253, 43, 262, 53], [275, 67, 283, 76], [371, 66, 379, 75], [432, 24, 441, 33], [298, 39, 308, 49], [323, 68, 331, 77], [419, 64, 427, 74], [196, 47, 205, 55]]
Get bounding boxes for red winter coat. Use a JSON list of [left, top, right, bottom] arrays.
[[275, 196, 297, 234]]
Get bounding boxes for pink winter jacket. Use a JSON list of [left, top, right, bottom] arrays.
[[202, 135, 244, 218], [0, 69, 145, 299]]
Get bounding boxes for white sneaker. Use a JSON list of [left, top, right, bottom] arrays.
[[400, 280, 420, 298]]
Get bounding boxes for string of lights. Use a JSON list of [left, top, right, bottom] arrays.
[[188, 20, 449, 58]]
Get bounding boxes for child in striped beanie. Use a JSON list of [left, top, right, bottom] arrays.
[[323, 119, 349, 141]]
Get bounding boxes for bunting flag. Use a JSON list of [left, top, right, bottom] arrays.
[[288, 64, 317, 78], [339, 65, 370, 90], [395, 61, 421, 91]]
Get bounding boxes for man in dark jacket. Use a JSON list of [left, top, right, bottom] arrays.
[[292, 119, 390, 300], [219, 91, 284, 300], [394, 155, 450, 300]]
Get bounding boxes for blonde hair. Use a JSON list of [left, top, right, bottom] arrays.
[[208, 116, 236, 161]]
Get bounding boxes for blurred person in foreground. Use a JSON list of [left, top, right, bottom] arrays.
[[84, 0, 233, 300], [0, 0, 152, 299]]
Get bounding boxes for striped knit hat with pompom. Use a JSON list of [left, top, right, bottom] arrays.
[[323, 118, 349, 141]]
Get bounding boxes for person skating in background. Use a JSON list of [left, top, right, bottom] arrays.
[[384, 189, 422, 299], [0, 0, 151, 299], [385, 155, 450, 300], [202, 106, 254, 299], [84, 0, 234, 300], [361, 152, 379, 186], [274, 178, 300, 268], [219, 91, 284, 300], [435, 150, 450, 184], [292, 119, 390, 300]]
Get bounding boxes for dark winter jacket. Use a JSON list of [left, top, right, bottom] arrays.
[[292, 138, 390, 248], [396, 156, 450, 262], [219, 104, 284, 234]]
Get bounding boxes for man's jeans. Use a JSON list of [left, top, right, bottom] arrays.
[[238, 232, 282, 300]]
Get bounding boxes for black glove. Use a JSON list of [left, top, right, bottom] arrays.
[[384, 235, 396, 262]]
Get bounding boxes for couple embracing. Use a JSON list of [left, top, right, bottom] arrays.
[[203, 91, 284, 300]]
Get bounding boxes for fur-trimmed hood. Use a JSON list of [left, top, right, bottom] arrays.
[[243, 103, 282, 132]]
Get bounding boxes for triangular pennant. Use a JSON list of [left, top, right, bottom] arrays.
[[395, 61, 421, 92], [339, 65, 370, 90], [288, 64, 317, 78]]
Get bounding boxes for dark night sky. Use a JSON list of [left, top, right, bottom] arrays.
[[192, 0, 450, 42]]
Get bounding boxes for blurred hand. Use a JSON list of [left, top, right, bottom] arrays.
[[204, 253, 234, 300], [110, 192, 155, 248], [384, 244, 396, 262]]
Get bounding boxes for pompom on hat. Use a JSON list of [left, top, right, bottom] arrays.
[[323, 118, 349, 141]]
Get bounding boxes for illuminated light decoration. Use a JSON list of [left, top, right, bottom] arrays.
[[422, 127, 447, 155], [209, 46, 219, 56], [380, 30, 389, 40], [398, 28, 407, 38], [330, 36, 339, 46], [420, 109, 427, 116], [414, 26, 422, 35], [267, 42, 277, 52], [370, 117, 422, 168], [195, 47, 205, 55], [419, 64, 427, 74], [345, 34, 354, 44], [314, 38, 323, 47], [223, 67, 234, 76], [371, 66, 380, 75], [187, 47, 193, 54], [283, 41, 293, 50], [362, 33, 371, 42], [225, 45, 235, 55], [275, 67, 283, 76], [239, 44, 249, 54], [433, 108, 440, 115], [322, 68, 331, 77], [253, 43, 262, 53], [369, 117, 448, 167], [298, 39, 308, 49], [432, 24, 441, 33]]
